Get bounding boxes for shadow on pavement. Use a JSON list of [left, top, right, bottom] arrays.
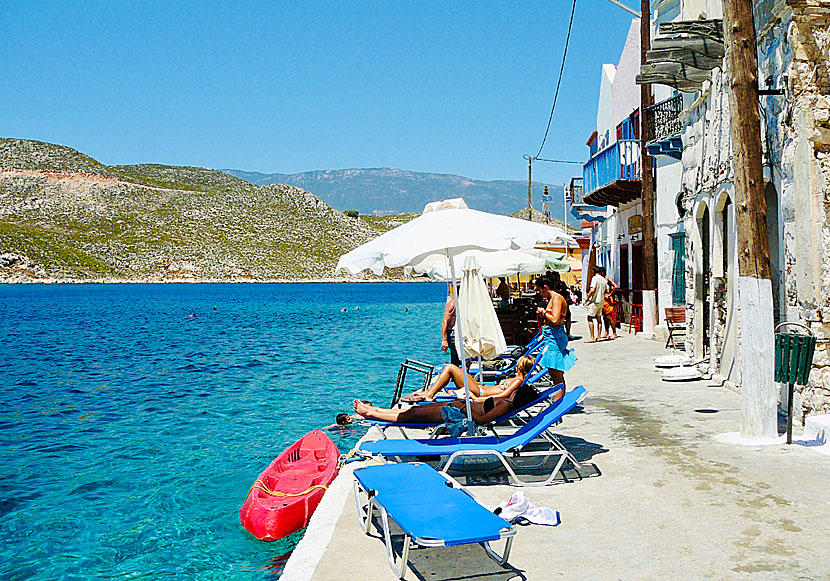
[[365, 514, 527, 581]]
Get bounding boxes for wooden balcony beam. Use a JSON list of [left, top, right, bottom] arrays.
[[651, 36, 725, 59], [646, 48, 723, 70], [583, 180, 641, 207], [658, 19, 723, 41]]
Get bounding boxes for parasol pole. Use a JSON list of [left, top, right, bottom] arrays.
[[447, 249, 475, 436]]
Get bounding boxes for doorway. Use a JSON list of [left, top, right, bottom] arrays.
[[701, 205, 711, 352], [632, 241, 643, 305], [619, 244, 629, 291]]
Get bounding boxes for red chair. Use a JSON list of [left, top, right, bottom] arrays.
[[629, 304, 643, 334]]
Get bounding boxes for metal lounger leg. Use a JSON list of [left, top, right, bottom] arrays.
[[353, 480, 374, 534], [379, 505, 410, 579], [440, 449, 568, 486], [482, 535, 514, 566]]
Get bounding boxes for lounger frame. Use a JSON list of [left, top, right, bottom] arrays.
[[353, 469, 515, 579], [358, 386, 588, 487]]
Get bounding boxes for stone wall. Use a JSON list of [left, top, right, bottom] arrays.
[[759, 0, 830, 421]]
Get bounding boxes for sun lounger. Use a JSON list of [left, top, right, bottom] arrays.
[[364, 382, 565, 439], [357, 386, 587, 486], [353, 462, 517, 579]]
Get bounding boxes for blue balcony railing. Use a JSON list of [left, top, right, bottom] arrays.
[[582, 139, 641, 197]]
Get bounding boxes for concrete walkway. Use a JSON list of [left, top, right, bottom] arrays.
[[283, 307, 830, 580]]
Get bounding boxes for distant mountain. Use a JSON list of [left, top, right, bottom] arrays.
[[221, 167, 575, 223]]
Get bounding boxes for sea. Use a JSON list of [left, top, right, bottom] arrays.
[[0, 282, 449, 580]]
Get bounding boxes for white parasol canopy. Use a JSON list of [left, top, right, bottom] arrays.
[[406, 249, 547, 280], [335, 198, 575, 434], [457, 255, 508, 360], [336, 200, 576, 276]]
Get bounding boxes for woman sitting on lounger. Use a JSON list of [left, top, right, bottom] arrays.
[[405, 355, 535, 403], [353, 361, 540, 425]]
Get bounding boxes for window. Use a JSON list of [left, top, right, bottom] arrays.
[[670, 232, 686, 305]]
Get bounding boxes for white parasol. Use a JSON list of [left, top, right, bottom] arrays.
[[406, 249, 547, 280], [336, 198, 576, 434]]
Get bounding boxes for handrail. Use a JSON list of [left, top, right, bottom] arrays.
[[646, 94, 683, 142], [582, 139, 641, 196]]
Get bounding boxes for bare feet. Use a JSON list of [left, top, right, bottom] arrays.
[[353, 399, 372, 418]]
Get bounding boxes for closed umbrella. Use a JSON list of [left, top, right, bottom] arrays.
[[336, 198, 576, 434], [457, 255, 507, 361]]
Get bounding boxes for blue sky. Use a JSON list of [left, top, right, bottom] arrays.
[[2, 1, 637, 184]]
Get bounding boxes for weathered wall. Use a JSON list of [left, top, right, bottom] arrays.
[[759, 1, 830, 422], [612, 19, 644, 132]]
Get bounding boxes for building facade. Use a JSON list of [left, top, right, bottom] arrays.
[[577, 0, 830, 425]]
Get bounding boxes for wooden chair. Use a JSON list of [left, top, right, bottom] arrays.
[[665, 307, 687, 349]]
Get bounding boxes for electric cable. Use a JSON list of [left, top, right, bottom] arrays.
[[534, 0, 578, 159]]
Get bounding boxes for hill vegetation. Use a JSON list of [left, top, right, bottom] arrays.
[[0, 139, 396, 282]]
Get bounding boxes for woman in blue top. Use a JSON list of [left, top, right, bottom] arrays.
[[534, 275, 577, 389]]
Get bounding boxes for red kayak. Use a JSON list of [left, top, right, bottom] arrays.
[[240, 429, 340, 541]]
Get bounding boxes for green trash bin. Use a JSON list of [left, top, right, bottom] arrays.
[[774, 324, 817, 444]]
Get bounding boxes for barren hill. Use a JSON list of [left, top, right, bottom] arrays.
[[0, 138, 397, 282]]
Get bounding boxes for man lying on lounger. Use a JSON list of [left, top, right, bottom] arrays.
[[353, 359, 540, 425]]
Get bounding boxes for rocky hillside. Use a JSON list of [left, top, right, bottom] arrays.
[[222, 167, 573, 221], [0, 138, 397, 282]]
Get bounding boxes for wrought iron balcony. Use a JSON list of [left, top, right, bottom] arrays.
[[582, 139, 641, 206], [647, 94, 683, 141], [645, 94, 684, 159], [569, 177, 584, 205]]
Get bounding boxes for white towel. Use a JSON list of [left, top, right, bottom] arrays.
[[488, 490, 560, 526]]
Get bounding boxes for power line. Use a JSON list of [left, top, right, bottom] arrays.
[[533, 157, 582, 164], [534, 0, 578, 159]]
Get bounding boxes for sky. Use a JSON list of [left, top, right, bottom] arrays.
[[2, 0, 638, 185]]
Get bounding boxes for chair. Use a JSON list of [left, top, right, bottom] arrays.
[[353, 462, 517, 579], [367, 382, 565, 440], [357, 386, 587, 486], [629, 304, 643, 334], [665, 307, 687, 349]]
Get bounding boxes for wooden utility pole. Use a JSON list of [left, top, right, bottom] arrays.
[[722, 0, 776, 438], [639, 0, 658, 336], [527, 156, 533, 221], [640, 0, 656, 292]]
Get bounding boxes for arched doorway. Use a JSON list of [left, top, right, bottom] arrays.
[[694, 201, 711, 358]]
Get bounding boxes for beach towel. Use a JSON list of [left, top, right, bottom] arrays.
[[489, 490, 560, 526]]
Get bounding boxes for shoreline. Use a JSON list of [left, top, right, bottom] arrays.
[[0, 276, 434, 285]]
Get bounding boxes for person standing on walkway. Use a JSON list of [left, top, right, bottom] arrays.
[[534, 275, 577, 389], [600, 267, 619, 340], [550, 271, 573, 338], [441, 286, 461, 366], [585, 265, 608, 342]]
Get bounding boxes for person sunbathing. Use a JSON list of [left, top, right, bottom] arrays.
[[404, 355, 535, 402], [353, 376, 540, 426]]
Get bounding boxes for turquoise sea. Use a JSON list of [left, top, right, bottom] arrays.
[[0, 282, 447, 579]]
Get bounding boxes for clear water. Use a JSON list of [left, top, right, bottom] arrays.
[[0, 283, 447, 580]]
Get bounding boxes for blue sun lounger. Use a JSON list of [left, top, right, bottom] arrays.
[[353, 462, 516, 579], [357, 386, 587, 486], [366, 382, 565, 439]]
